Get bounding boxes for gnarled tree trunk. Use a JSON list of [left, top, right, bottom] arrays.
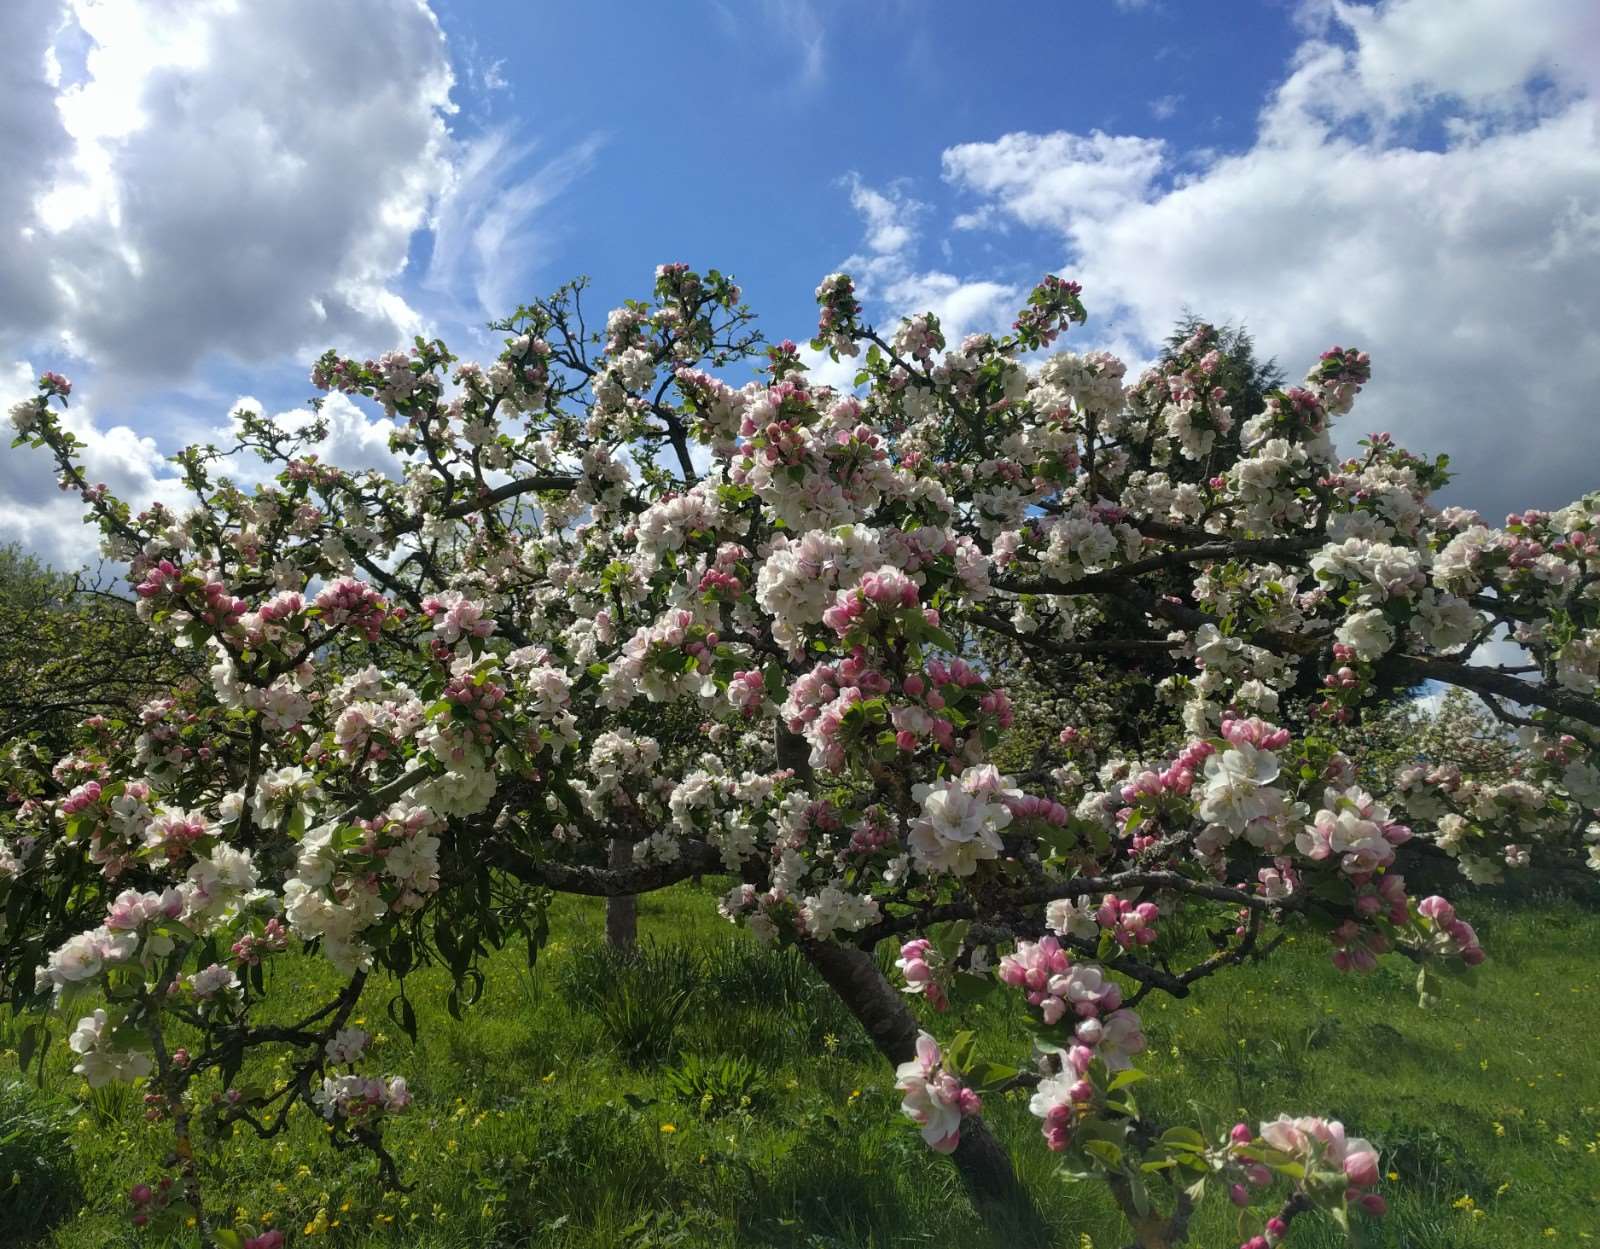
[[776, 724, 1041, 1230], [800, 937, 1042, 1229]]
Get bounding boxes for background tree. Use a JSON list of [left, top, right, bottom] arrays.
[[0, 544, 195, 753]]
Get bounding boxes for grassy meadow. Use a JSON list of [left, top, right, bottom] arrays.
[[4, 882, 1599, 1248]]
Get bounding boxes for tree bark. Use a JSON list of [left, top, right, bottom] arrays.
[[779, 722, 1042, 1231], [605, 837, 638, 949], [800, 937, 1044, 1232]]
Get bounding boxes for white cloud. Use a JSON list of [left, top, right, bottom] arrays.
[[845, 174, 922, 257], [2, 0, 457, 381], [0, 0, 605, 566], [941, 0, 1600, 519], [4, 362, 407, 568], [710, 0, 826, 91], [801, 175, 1025, 387], [2, 361, 190, 568], [424, 128, 605, 333]]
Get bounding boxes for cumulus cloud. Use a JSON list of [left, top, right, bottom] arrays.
[[802, 175, 1023, 389], [0, 0, 607, 565], [839, 175, 1020, 344], [2, 362, 188, 568], [3, 361, 407, 570], [941, 0, 1600, 519], [2, 0, 456, 381]]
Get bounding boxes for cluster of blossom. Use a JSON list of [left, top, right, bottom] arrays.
[[584, 728, 664, 811], [483, 332, 553, 413], [324, 1026, 370, 1065], [656, 765, 783, 869], [894, 1031, 981, 1154], [1035, 500, 1142, 584], [731, 384, 899, 531], [69, 1008, 154, 1087], [1252, 1115, 1384, 1216], [48, 840, 266, 994], [1027, 1048, 1100, 1152], [796, 885, 880, 942], [895, 938, 949, 1011], [1413, 896, 1485, 965], [908, 765, 1020, 877], [421, 590, 494, 648], [995, 936, 1144, 1067], [1296, 786, 1410, 878], [312, 1073, 413, 1123], [333, 692, 427, 764], [811, 272, 862, 359], [281, 804, 443, 973], [1094, 894, 1161, 948], [1194, 727, 1298, 852], [635, 481, 727, 567], [602, 608, 720, 707], [1010, 273, 1087, 349]]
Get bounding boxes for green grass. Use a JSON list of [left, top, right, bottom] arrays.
[[6, 887, 1600, 1248]]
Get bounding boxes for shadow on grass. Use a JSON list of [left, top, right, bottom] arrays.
[[2, 1078, 82, 1246]]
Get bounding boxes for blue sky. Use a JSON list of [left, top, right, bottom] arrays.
[[2, 0, 1597, 564], [417, 0, 1300, 334]]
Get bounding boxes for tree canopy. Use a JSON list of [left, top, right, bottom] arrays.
[[3, 267, 1597, 1249]]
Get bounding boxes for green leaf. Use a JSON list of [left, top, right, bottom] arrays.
[[388, 993, 418, 1042], [1081, 1139, 1123, 1168], [1160, 1126, 1206, 1153], [945, 1030, 977, 1073], [1107, 1068, 1149, 1093], [16, 1022, 40, 1074], [966, 1059, 1021, 1091], [214, 1230, 244, 1249], [927, 920, 970, 962]]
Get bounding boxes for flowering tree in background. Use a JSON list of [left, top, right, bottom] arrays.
[[3, 263, 1598, 1248]]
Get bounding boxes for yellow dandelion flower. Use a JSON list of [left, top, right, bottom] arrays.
[[304, 1208, 329, 1236], [660, 1123, 677, 1134]]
